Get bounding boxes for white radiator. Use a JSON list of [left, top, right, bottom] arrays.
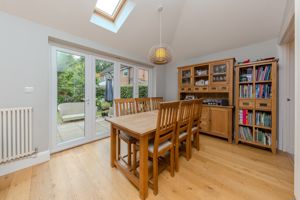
[[0, 107, 34, 164]]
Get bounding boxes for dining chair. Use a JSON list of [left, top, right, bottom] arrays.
[[175, 100, 194, 172], [135, 98, 151, 113], [150, 97, 163, 110], [148, 101, 179, 195], [114, 98, 138, 173], [190, 99, 203, 156]]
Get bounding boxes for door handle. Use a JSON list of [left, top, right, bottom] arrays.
[[287, 98, 291, 102]]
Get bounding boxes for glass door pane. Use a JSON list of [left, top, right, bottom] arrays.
[[137, 68, 149, 97], [120, 65, 134, 98], [95, 59, 114, 137], [56, 51, 86, 144], [211, 62, 227, 84]]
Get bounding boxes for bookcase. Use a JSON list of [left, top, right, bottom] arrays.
[[178, 58, 235, 142], [235, 59, 277, 154]]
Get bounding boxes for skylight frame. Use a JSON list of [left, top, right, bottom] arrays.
[[94, 0, 126, 22]]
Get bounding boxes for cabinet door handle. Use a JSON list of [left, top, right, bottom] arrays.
[[243, 102, 249, 106], [259, 103, 268, 107]]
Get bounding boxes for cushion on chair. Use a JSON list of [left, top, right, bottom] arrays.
[[148, 140, 172, 153], [179, 131, 188, 139], [192, 126, 198, 132]]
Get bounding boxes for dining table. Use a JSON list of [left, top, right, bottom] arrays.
[[106, 110, 158, 200]]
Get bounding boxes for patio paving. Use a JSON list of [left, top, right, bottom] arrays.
[[57, 117, 110, 143]]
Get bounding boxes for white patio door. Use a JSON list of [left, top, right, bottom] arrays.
[[92, 57, 115, 139], [51, 47, 93, 152]]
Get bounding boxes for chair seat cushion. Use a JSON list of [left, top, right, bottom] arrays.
[[119, 131, 136, 142], [148, 140, 172, 153], [179, 131, 188, 139], [192, 126, 198, 132]]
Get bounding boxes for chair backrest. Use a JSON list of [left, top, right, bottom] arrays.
[[191, 99, 203, 128], [150, 97, 163, 110], [177, 100, 194, 136], [153, 101, 180, 154], [135, 98, 151, 113], [114, 98, 136, 117]]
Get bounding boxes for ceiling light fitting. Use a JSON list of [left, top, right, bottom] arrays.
[[148, 6, 172, 65]]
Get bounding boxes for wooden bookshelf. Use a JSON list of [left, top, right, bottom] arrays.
[[235, 59, 278, 154], [178, 58, 235, 143]]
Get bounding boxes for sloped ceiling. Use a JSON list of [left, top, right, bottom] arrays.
[[0, 0, 287, 63]]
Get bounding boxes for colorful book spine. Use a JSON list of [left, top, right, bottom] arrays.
[[256, 112, 272, 127], [256, 65, 271, 81], [255, 129, 272, 145], [255, 84, 271, 98], [239, 85, 253, 98], [239, 110, 253, 125]]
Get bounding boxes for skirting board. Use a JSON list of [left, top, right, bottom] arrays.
[[0, 150, 50, 176]]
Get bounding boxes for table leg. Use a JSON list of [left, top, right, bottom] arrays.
[[110, 124, 117, 168], [139, 135, 148, 200]]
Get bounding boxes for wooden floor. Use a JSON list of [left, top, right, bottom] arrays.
[[0, 135, 294, 200]]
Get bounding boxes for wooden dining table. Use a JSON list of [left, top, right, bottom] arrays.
[[106, 111, 158, 200]]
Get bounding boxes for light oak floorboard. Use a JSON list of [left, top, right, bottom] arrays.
[[0, 135, 294, 200]]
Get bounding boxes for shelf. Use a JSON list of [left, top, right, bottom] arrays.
[[194, 75, 209, 78], [182, 77, 191, 79], [238, 139, 272, 149], [254, 125, 272, 130], [255, 80, 272, 83], [212, 72, 226, 76], [239, 124, 253, 128], [239, 81, 253, 84]]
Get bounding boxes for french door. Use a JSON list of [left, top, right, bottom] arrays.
[[51, 47, 152, 152]]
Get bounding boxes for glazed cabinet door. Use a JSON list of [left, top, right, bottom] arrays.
[[210, 107, 229, 137], [210, 61, 229, 85], [179, 67, 193, 88]]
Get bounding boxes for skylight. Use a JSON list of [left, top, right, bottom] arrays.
[[95, 0, 126, 22]]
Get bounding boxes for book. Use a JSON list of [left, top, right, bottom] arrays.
[[239, 126, 253, 141], [256, 65, 271, 81], [239, 110, 253, 125], [256, 112, 271, 127], [255, 129, 272, 145], [255, 84, 271, 98], [239, 85, 253, 98]]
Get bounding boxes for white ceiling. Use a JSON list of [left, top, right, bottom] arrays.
[[0, 0, 287, 63]]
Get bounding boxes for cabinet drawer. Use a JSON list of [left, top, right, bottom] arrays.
[[239, 100, 254, 109], [209, 86, 218, 92], [180, 87, 193, 92], [209, 86, 228, 92], [256, 99, 272, 110], [217, 86, 228, 92], [194, 86, 208, 92]]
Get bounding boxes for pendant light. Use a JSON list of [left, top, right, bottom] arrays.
[[148, 6, 172, 65]]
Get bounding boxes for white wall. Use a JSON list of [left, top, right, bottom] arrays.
[[294, 0, 299, 198], [0, 11, 159, 153], [165, 39, 279, 101]]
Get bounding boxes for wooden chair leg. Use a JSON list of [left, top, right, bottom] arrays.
[[132, 143, 137, 174], [175, 142, 179, 172], [170, 147, 175, 177], [186, 138, 190, 161], [196, 132, 200, 151], [117, 134, 121, 160], [153, 157, 158, 195], [128, 142, 132, 167]]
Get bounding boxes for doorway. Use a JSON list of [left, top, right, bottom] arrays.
[[50, 46, 152, 152]]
